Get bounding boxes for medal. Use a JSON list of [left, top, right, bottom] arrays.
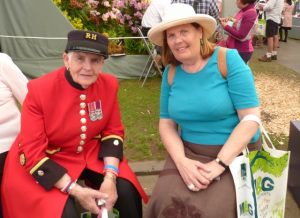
[[88, 100, 103, 121]]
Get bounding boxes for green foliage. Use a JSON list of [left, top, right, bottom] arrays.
[[124, 39, 148, 55]]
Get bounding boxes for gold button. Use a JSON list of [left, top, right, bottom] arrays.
[[80, 118, 87, 124], [80, 109, 86, 116], [19, 153, 26, 166], [37, 170, 44, 176], [113, 139, 119, 146], [80, 102, 86, 109], [81, 125, 87, 132], [80, 94, 86, 101], [77, 146, 83, 152]]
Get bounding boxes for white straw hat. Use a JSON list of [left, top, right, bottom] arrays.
[[147, 3, 217, 46]]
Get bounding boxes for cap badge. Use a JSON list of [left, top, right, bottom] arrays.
[[85, 33, 97, 41], [88, 100, 103, 121]]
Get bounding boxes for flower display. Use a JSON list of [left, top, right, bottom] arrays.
[[53, 0, 150, 54]]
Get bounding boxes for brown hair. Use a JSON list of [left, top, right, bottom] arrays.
[[161, 23, 215, 66], [240, 0, 256, 4]]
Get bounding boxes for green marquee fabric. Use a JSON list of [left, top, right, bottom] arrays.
[[0, 0, 155, 80], [0, 0, 73, 78], [103, 55, 156, 80]]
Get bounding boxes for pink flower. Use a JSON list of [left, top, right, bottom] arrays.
[[114, 0, 125, 8], [131, 26, 138, 33], [90, 10, 100, 16], [119, 17, 125, 24], [103, 0, 110, 7], [102, 12, 110, 21], [134, 11, 143, 19], [135, 2, 143, 10], [124, 14, 132, 21], [86, 0, 99, 9], [129, 0, 137, 7]]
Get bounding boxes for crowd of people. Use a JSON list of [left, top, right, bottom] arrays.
[[0, 0, 294, 217]]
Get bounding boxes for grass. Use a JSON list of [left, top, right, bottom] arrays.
[[118, 76, 165, 161], [119, 52, 300, 161]]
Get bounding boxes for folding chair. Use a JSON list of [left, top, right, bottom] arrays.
[[137, 27, 163, 87]]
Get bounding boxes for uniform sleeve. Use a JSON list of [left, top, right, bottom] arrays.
[[160, 65, 171, 119], [98, 78, 124, 160], [18, 82, 67, 190], [226, 49, 260, 109]]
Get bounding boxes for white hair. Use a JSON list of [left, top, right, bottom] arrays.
[[67, 52, 74, 60]]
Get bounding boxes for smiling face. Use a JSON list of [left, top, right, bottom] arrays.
[[63, 52, 105, 89], [166, 23, 203, 64]]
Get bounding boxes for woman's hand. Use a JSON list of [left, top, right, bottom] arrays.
[[219, 17, 228, 28], [98, 174, 118, 212], [204, 160, 226, 181], [69, 184, 108, 214], [176, 157, 212, 191]]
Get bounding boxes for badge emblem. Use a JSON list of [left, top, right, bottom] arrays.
[[88, 100, 103, 121], [20, 153, 26, 166]]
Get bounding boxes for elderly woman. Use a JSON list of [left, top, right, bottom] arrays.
[[1, 30, 147, 218], [145, 3, 261, 217]]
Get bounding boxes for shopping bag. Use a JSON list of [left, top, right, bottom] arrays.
[[254, 19, 266, 37], [249, 126, 290, 218], [230, 150, 258, 218]]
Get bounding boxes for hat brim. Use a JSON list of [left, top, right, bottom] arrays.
[[148, 14, 217, 46]]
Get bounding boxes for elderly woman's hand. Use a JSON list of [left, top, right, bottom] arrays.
[[176, 157, 212, 192], [68, 184, 108, 214], [98, 173, 118, 212]]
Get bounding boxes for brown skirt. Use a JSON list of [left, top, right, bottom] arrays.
[[145, 141, 261, 218]]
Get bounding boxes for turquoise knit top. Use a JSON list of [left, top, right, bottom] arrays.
[[160, 48, 260, 145]]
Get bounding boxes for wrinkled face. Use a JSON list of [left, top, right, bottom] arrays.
[[63, 52, 105, 89], [166, 23, 203, 63]]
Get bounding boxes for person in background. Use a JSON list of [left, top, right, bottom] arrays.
[[141, 0, 172, 36], [279, 0, 295, 42], [1, 30, 147, 218], [0, 53, 28, 218], [145, 3, 261, 217], [258, 0, 284, 62], [171, 0, 220, 20], [219, 0, 258, 63]]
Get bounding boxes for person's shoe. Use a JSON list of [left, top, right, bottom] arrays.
[[271, 55, 277, 60], [283, 39, 287, 42], [258, 55, 272, 62]]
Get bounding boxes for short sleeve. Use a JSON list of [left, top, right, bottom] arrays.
[[160, 65, 171, 118], [226, 49, 260, 109]]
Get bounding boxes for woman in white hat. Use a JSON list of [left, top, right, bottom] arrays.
[[146, 3, 261, 217]]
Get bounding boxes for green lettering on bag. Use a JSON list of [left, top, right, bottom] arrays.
[[254, 176, 274, 194], [262, 177, 274, 191], [239, 201, 253, 216]]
